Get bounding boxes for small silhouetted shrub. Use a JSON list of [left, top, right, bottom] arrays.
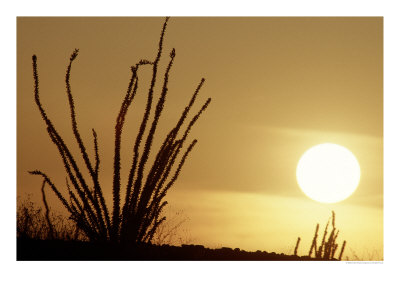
[[295, 211, 346, 260], [17, 195, 85, 241]]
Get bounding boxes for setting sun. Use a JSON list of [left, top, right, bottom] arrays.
[[296, 143, 361, 203]]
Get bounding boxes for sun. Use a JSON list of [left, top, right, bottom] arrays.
[[296, 143, 361, 203]]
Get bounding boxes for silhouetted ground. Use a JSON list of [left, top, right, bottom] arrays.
[[17, 238, 335, 261]]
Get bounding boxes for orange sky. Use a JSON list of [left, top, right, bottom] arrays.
[[17, 17, 383, 259]]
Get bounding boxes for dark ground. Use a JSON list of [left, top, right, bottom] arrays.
[[17, 238, 335, 261]]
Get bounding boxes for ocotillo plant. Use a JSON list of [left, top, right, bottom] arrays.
[[295, 211, 346, 260], [29, 17, 211, 244]]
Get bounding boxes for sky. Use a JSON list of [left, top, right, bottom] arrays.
[[17, 17, 383, 258]]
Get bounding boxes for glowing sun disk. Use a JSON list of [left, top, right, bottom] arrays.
[[296, 143, 361, 203]]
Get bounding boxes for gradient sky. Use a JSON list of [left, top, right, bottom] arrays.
[[17, 17, 383, 258]]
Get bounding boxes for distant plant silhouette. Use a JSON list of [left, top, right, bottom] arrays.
[[17, 195, 85, 241], [151, 209, 193, 246], [294, 237, 301, 256], [29, 17, 211, 244], [295, 211, 346, 260]]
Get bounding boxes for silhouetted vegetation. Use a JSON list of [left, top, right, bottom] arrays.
[[294, 237, 301, 256], [22, 17, 351, 261], [17, 197, 343, 261], [17, 195, 190, 245], [29, 17, 211, 244], [295, 211, 346, 260], [151, 210, 192, 246], [17, 195, 85, 241]]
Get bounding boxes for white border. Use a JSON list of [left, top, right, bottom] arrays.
[[3, 0, 400, 299]]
